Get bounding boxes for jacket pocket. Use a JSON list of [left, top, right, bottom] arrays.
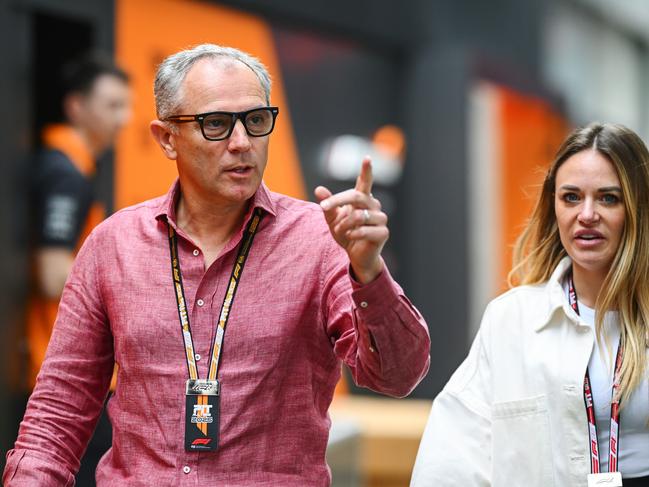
[[491, 394, 555, 487]]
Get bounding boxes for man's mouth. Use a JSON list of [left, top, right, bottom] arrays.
[[227, 165, 253, 174]]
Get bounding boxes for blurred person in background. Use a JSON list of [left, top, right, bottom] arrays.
[[411, 123, 649, 486], [24, 54, 130, 485], [3, 43, 430, 486]]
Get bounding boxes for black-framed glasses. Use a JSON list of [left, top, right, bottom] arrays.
[[164, 106, 279, 141]]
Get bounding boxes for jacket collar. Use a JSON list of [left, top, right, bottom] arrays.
[[41, 123, 95, 176], [533, 256, 580, 332]]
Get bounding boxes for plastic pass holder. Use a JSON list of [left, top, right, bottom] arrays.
[[184, 379, 220, 452], [587, 472, 622, 487]]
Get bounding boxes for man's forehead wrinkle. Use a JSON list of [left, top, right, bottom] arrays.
[[177, 60, 265, 113]]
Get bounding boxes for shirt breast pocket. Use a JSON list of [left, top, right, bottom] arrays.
[[491, 394, 555, 487]]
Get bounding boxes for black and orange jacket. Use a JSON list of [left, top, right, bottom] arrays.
[[26, 124, 104, 388]]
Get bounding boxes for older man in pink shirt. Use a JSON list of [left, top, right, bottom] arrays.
[[4, 44, 430, 486]]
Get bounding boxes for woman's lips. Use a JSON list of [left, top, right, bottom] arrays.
[[573, 230, 605, 248]]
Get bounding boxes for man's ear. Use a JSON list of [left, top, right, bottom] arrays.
[[63, 93, 85, 126], [150, 120, 178, 160]]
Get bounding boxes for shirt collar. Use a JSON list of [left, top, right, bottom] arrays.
[[533, 256, 576, 332], [154, 179, 277, 226]]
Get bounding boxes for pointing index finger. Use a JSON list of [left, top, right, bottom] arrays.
[[355, 156, 373, 196]]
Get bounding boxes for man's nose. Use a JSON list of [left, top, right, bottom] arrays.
[[227, 120, 251, 151]]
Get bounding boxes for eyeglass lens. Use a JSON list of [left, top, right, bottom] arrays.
[[203, 108, 274, 139]]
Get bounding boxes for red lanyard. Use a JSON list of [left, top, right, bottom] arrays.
[[568, 273, 624, 474]]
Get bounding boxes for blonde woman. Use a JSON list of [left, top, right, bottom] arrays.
[[411, 123, 649, 486]]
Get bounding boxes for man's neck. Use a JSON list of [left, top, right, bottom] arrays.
[[176, 191, 249, 268], [72, 125, 103, 160], [572, 264, 607, 309]]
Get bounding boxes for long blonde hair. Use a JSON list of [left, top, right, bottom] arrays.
[[510, 122, 649, 403]]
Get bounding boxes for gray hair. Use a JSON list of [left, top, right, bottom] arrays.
[[154, 44, 271, 119]]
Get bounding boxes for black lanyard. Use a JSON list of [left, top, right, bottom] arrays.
[[168, 207, 264, 382]]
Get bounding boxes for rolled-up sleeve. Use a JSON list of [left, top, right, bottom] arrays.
[[4, 449, 75, 487]]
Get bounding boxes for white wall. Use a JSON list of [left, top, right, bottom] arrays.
[[542, 0, 649, 139]]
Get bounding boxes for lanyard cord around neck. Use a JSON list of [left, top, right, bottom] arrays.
[[568, 271, 624, 474], [168, 207, 264, 382]]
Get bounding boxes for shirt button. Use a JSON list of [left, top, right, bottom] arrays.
[[197, 299, 204, 307], [183, 466, 191, 474], [360, 301, 368, 308], [193, 249, 200, 256], [369, 345, 375, 353], [195, 353, 201, 361]]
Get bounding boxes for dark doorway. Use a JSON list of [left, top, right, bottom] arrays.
[[32, 13, 94, 142], [5, 10, 98, 474], [0, 0, 115, 476]]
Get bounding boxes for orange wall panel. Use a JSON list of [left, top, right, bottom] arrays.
[[498, 87, 568, 289], [114, 0, 305, 209]]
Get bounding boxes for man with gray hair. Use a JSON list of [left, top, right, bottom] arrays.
[[4, 44, 430, 486]]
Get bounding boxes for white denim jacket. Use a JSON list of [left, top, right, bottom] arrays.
[[411, 257, 630, 487]]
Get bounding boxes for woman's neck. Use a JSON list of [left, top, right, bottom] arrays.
[[571, 264, 607, 308]]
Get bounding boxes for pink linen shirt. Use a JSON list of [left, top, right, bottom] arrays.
[[4, 181, 430, 486]]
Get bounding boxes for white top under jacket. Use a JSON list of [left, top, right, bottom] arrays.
[[411, 257, 649, 487]]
